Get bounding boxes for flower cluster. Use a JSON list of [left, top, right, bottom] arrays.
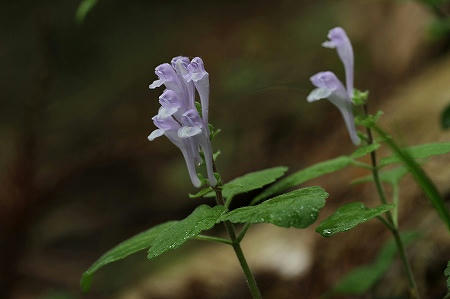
[[148, 56, 217, 188], [307, 27, 361, 145]]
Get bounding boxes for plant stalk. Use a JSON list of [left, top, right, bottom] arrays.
[[212, 162, 262, 299], [363, 105, 420, 298]]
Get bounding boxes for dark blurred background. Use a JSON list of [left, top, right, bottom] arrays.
[[1, 0, 449, 298]]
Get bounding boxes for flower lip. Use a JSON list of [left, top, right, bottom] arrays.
[[310, 71, 340, 90], [182, 109, 203, 127], [152, 114, 179, 131], [328, 27, 346, 41], [155, 63, 177, 82], [186, 57, 208, 82], [159, 89, 180, 107], [171, 56, 190, 69]]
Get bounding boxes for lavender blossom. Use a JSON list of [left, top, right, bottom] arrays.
[[148, 56, 217, 188], [307, 27, 360, 145]]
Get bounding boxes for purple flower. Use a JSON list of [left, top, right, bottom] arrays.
[[307, 27, 360, 145], [148, 56, 217, 188]]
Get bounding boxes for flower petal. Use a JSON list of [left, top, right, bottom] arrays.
[[148, 129, 165, 141], [336, 104, 361, 145], [149, 79, 164, 89], [178, 126, 202, 138], [179, 142, 202, 188], [188, 57, 210, 124], [322, 27, 354, 98], [310, 71, 347, 100], [198, 136, 217, 187], [157, 106, 178, 119], [307, 87, 333, 102]]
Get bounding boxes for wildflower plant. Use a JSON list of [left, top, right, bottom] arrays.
[[303, 27, 450, 298], [79, 32, 450, 298], [80, 56, 329, 298]]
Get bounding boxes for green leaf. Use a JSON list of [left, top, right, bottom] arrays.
[[352, 89, 369, 106], [329, 231, 419, 296], [352, 166, 409, 186], [442, 104, 450, 129], [316, 202, 394, 237], [252, 157, 352, 204], [195, 101, 202, 115], [189, 187, 213, 199], [355, 111, 383, 128], [207, 166, 288, 199], [374, 126, 450, 231], [213, 150, 221, 161], [80, 221, 176, 291], [222, 186, 328, 228], [209, 124, 222, 140], [147, 205, 225, 259], [350, 143, 380, 159], [351, 166, 409, 228], [379, 142, 450, 167], [75, 0, 98, 23]]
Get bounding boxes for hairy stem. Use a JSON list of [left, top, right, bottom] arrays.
[[363, 105, 420, 298]]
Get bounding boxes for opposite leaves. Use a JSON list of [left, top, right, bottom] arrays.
[[316, 202, 394, 237], [223, 186, 328, 228]]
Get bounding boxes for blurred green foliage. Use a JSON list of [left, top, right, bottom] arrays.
[[327, 232, 419, 297], [75, 0, 98, 23]]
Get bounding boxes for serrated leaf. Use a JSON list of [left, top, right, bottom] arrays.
[[222, 186, 328, 228], [329, 232, 419, 296], [252, 157, 352, 204], [80, 221, 176, 291], [206, 166, 288, 199], [147, 205, 225, 259], [379, 142, 450, 167], [316, 202, 394, 237]]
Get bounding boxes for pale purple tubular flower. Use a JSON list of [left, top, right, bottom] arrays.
[[185, 57, 210, 126], [148, 56, 217, 188], [307, 27, 361, 145]]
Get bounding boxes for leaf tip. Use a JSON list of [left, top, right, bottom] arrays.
[[80, 272, 92, 292]]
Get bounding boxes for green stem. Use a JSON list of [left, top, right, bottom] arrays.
[[363, 105, 420, 298], [392, 229, 420, 299], [376, 216, 394, 232], [196, 235, 233, 245], [372, 124, 450, 230], [237, 223, 251, 243], [212, 162, 262, 299]]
